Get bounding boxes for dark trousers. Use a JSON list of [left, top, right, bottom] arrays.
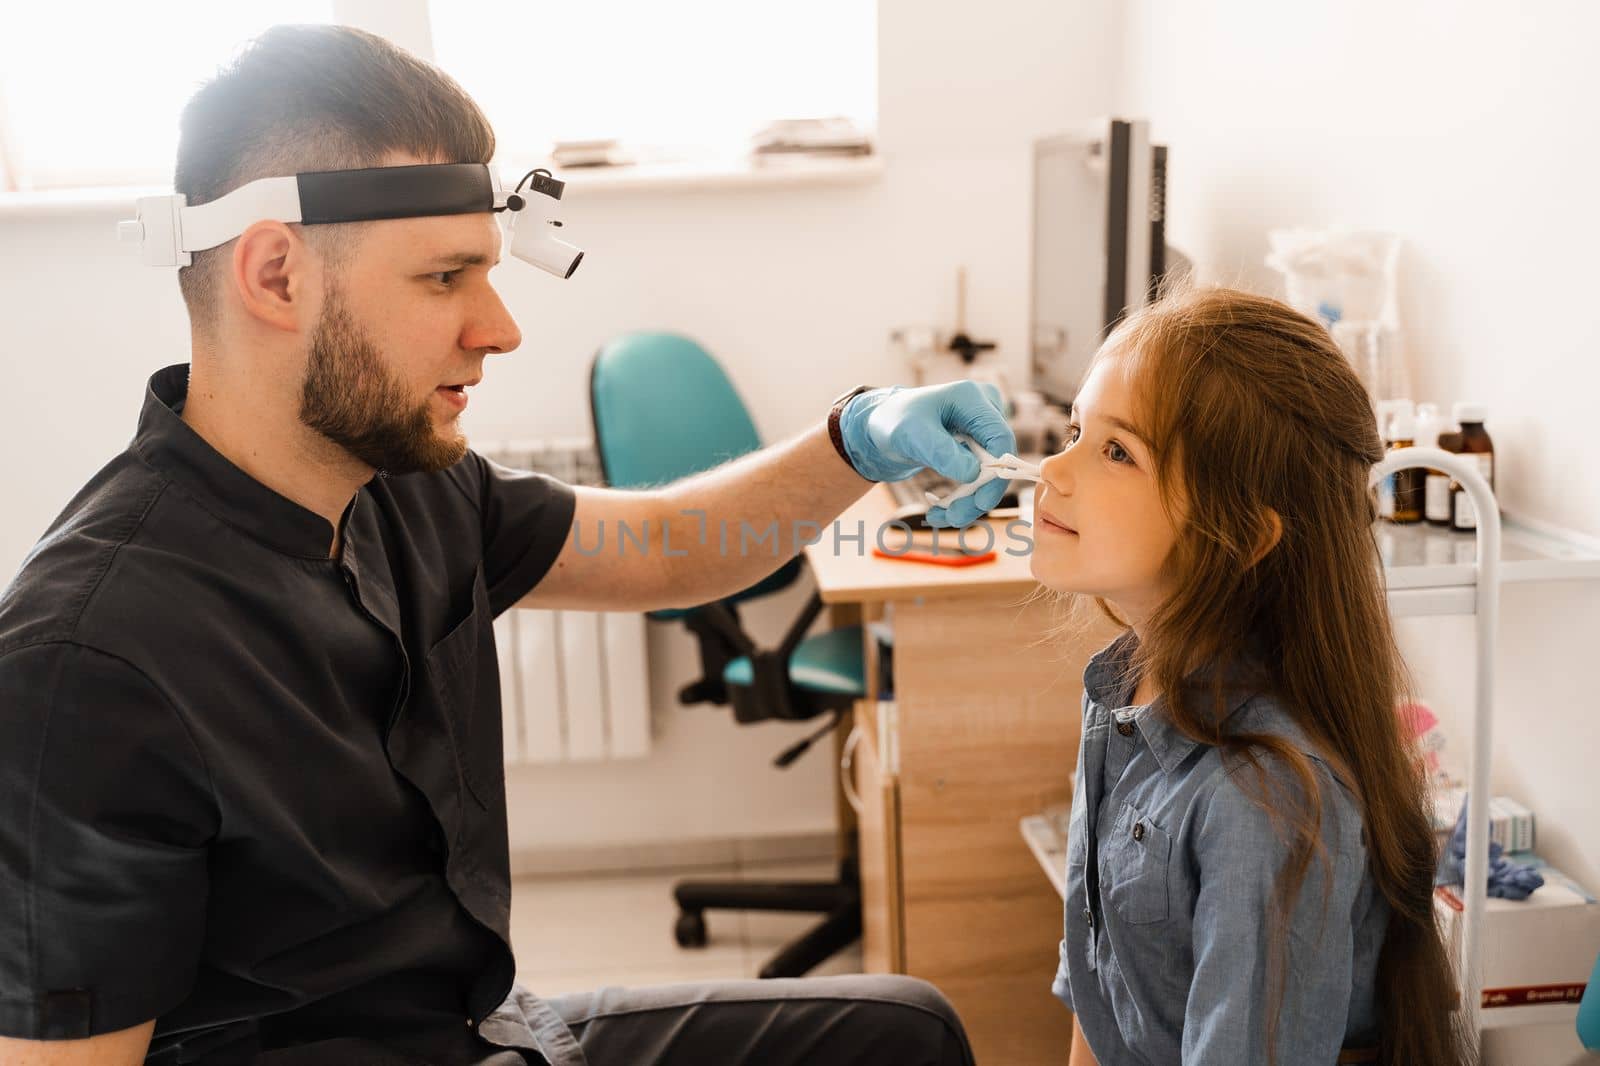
[[486, 975, 976, 1066], [245, 975, 973, 1065]]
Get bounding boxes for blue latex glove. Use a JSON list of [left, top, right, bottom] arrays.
[[1435, 793, 1545, 901], [838, 381, 1017, 528]]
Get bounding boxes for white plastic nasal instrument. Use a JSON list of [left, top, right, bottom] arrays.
[[925, 433, 1043, 511]]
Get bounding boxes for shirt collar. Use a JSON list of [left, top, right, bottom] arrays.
[[1084, 629, 1267, 774], [131, 363, 354, 560]]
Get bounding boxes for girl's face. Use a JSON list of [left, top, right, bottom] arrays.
[[1029, 356, 1182, 625]]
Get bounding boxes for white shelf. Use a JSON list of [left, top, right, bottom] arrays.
[[544, 154, 884, 197], [1477, 1002, 1582, 1030], [1381, 517, 1600, 618], [0, 155, 886, 221], [0, 183, 169, 219]]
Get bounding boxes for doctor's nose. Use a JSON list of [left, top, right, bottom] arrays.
[[462, 287, 522, 356]]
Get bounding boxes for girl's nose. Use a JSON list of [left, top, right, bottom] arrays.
[[1039, 447, 1073, 496]]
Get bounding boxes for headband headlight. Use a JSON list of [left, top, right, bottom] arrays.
[[116, 162, 583, 279], [501, 168, 584, 280]]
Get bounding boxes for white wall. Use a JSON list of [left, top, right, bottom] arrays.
[[1119, 4, 1600, 1060], [1121, 1, 1600, 533], [0, 0, 1125, 857]]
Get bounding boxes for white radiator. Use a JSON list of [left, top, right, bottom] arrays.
[[493, 609, 651, 764], [480, 438, 652, 764]]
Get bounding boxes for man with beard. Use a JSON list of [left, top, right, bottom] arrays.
[[0, 24, 1012, 1066]]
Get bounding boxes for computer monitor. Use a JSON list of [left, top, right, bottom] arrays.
[[1028, 118, 1174, 407]]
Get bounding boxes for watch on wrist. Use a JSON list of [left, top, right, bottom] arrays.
[[827, 384, 875, 476]]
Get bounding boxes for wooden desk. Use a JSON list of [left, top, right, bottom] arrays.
[[807, 487, 1116, 1065]]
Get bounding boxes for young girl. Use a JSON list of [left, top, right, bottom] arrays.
[[1036, 288, 1470, 1065]]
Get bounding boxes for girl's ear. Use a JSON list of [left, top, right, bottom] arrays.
[[1248, 508, 1284, 568]]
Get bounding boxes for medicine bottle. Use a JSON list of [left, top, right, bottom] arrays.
[[1420, 400, 1459, 524], [1385, 408, 1424, 524], [1374, 400, 1411, 521], [1426, 406, 1461, 527], [1449, 403, 1495, 531]]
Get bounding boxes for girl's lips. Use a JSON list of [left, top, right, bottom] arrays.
[[1037, 513, 1077, 535]]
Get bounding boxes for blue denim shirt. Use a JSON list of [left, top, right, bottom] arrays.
[[1052, 632, 1388, 1064]]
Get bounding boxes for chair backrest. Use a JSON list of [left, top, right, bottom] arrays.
[[590, 332, 762, 488], [589, 332, 841, 722]]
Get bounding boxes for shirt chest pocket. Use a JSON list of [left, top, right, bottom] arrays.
[[1100, 800, 1172, 925], [425, 562, 502, 810]]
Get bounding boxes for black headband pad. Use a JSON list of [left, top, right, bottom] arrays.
[[295, 163, 494, 225]]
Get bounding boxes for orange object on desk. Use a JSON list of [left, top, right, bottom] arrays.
[[871, 546, 997, 567]]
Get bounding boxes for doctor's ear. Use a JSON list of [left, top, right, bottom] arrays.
[[230, 220, 315, 334], [1248, 507, 1284, 568]]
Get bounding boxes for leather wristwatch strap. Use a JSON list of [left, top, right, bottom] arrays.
[[827, 384, 874, 475]]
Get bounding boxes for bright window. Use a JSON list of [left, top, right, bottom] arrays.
[[0, 2, 335, 191], [427, 0, 877, 163], [0, 0, 875, 192]]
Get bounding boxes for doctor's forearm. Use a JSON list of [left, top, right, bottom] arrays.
[[652, 423, 872, 607]]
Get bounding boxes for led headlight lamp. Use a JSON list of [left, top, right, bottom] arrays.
[[117, 162, 583, 279]]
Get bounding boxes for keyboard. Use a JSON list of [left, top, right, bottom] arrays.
[[885, 469, 1021, 529]]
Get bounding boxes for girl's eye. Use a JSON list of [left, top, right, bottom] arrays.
[[1106, 440, 1132, 465], [428, 270, 460, 287], [1063, 423, 1081, 446]]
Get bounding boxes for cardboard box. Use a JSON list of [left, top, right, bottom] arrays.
[[1435, 859, 1599, 1009]]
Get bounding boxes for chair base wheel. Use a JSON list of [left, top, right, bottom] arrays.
[[678, 680, 727, 706], [674, 911, 708, 948]]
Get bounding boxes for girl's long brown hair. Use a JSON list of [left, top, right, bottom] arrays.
[[1070, 287, 1471, 1065]]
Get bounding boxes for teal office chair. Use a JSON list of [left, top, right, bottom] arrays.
[[590, 331, 866, 978]]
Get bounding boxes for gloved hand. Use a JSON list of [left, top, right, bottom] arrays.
[[1435, 794, 1546, 901], [838, 380, 1017, 528]]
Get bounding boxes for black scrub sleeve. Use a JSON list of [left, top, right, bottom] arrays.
[[469, 450, 577, 617], [0, 641, 218, 1039]]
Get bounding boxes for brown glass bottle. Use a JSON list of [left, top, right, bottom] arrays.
[[1449, 402, 1495, 531], [1386, 409, 1424, 524], [1426, 427, 1461, 526]]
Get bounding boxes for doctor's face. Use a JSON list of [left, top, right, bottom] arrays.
[[299, 209, 522, 474], [1029, 354, 1182, 625]]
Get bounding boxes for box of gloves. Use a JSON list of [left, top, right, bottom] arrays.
[[1434, 857, 1599, 1010], [1429, 786, 1535, 852]]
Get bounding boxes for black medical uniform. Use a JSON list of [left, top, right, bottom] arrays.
[[0, 365, 972, 1066]]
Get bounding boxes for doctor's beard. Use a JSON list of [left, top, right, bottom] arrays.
[[299, 285, 468, 475]]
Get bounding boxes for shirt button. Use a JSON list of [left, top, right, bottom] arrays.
[[1083, 907, 1093, 927], [1132, 822, 1146, 842], [1116, 720, 1135, 737]]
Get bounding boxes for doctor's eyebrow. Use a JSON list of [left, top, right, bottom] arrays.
[[426, 252, 499, 269]]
